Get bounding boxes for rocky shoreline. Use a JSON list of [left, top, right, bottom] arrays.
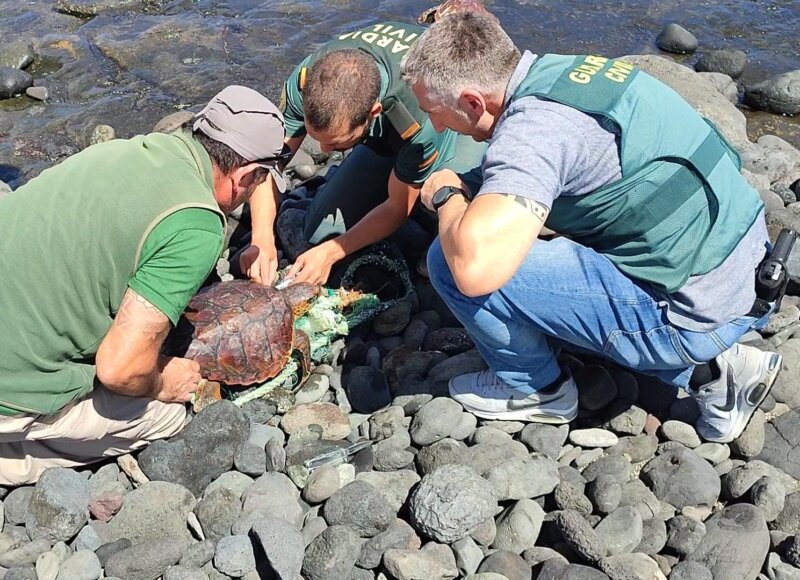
[[3, 8, 800, 580]]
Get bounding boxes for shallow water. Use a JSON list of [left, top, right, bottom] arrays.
[[1, 0, 798, 182]]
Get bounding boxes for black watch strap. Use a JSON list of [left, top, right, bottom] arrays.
[[432, 186, 469, 211]]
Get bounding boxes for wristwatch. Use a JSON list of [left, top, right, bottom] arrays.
[[431, 185, 470, 211]]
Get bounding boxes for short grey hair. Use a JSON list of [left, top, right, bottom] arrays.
[[401, 11, 521, 107]]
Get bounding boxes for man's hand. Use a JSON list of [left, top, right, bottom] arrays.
[[156, 356, 202, 403], [239, 240, 279, 285], [286, 240, 346, 285], [420, 168, 468, 211]]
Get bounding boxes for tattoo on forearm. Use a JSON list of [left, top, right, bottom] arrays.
[[115, 290, 169, 343], [500, 194, 549, 222]]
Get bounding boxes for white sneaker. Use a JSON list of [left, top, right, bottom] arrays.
[[690, 343, 782, 443], [448, 369, 578, 423]]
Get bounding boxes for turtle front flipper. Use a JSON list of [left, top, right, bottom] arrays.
[[292, 329, 312, 390]]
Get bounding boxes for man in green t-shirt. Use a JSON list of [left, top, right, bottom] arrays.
[[0, 86, 287, 485], [241, 22, 487, 286]]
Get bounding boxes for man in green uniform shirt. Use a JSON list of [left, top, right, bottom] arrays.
[[241, 21, 486, 286], [0, 86, 287, 485]]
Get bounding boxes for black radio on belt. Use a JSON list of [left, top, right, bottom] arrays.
[[751, 228, 797, 316]]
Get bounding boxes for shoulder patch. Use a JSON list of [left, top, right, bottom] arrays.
[[298, 66, 308, 92], [384, 98, 422, 141], [418, 150, 439, 170], [279, 84, 287, 113]]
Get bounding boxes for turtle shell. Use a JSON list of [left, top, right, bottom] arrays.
[[171, 280, 298, 385]]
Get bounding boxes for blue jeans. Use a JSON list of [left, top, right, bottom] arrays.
[[427, 237, 765, 393]]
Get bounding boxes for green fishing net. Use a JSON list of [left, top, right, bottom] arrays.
[[229, 241, 413, 406]]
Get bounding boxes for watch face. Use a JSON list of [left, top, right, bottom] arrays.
[[433, 186, 464, 210]]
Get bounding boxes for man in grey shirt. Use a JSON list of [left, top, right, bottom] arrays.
[[401, 11, 780, 444]]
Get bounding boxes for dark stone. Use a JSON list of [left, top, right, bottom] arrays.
[[695, 49, 747, 78], [757, 409, 800, 478], [250, 517, 305, 580], [25, 468, 90, 543], [345, 366, 392, 414], [323, 481, 394, 538], [402, 318, 429, 351], [422, 327, 473, 355], [575, 364, 618, 412], [640, 447, 720, 508], [656, 23, 698, 54], [276, 208, 313, 262], [302, 525, 361, 580], [373, 300, 412, 337], [0, 67, 33, 98], [0, 41, 35, 69], [194, 487, 241, 540], [105, 537, 190, 580], [138, 401, 249, 496], [476, 549, 532, 580], [96, 538, 133, 567], [686, 504, 770, 580], [745, 70, 800, 116], [556, 510, 606, 564]]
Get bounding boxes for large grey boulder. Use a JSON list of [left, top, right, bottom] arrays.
[[409, 465, 497, 543], [640, 447, 720, 508], [26, 468, 90, 543], [107, 481, 196, 545], [745, 70, 800, 116]]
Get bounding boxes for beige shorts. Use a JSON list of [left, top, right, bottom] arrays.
[[0, 387, 186, 486]]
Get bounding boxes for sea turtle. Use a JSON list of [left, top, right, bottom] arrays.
[[167, 280, 321, 388], [417, 0, 497, 24]]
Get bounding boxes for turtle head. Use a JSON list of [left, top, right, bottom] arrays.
[[283, 282, 323, 317]]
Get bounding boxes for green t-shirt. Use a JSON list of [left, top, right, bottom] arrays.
[[0, 130, 224, 417], [131, 208, 224, 325], [281, 22, 465, 185]]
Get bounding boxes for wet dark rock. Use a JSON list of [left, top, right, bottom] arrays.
[[104, 537, 190, 580], [686, 503, 769, 580], [575, 364, 618, 412], [695, 49, 747, 78], [251, 517, 305, 580], [745, 70, 800, 116], [656, 23, 698, 54], [402, 318, 429, 351], [26, 468, 90, 543], [0, 41, 35, 70], [346, 366, 391, 414], [0, 67, 33, 98], [640, 447, 720, 508], [423, 327, 473, 355], [138, 401, 249, 496], [323, 481, 394, 538], [302, 525, 361, 580], [409, 465, 497, 543], [373, 300, 412, 337]]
